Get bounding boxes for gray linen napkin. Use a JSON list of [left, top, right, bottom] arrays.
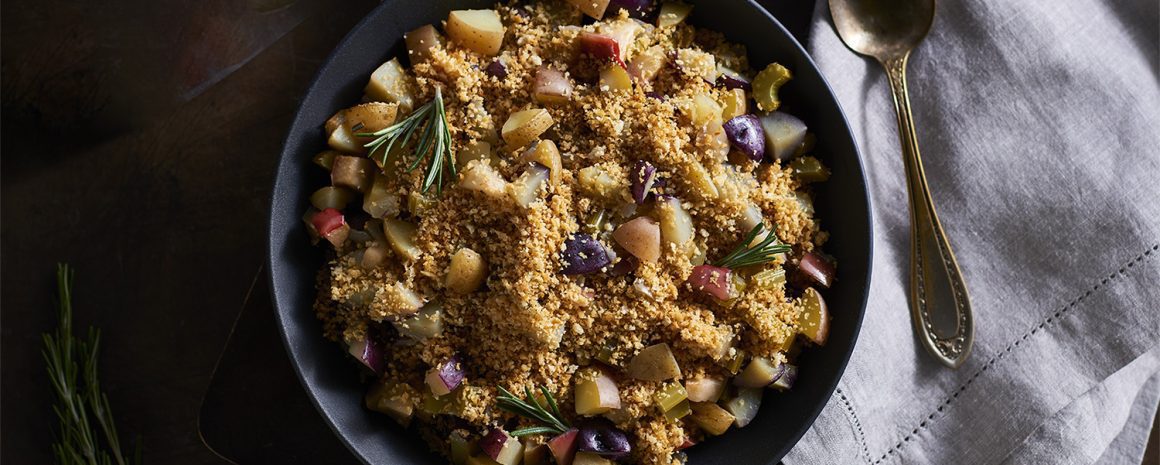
[[783, 0, 1160, 463]]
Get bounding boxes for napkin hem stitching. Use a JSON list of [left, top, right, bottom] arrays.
[[836, 388, 871, 460], [867, 243, 1159, 464]]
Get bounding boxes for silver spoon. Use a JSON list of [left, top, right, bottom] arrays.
[[828, 0, 974, 368]]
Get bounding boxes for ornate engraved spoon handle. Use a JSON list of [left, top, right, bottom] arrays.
[[882, 54, 975, 368]]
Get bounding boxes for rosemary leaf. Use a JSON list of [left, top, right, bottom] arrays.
[[496, 385, 570, 436], [359, 87, 457, 193], [714, 224, 793, 269]]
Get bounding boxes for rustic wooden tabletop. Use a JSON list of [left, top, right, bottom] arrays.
[[1, 0, 1155, 464]]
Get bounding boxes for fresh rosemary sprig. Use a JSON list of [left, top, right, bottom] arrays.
[[43, 264, 140, 465], [358, 87, 456, 193], [714, 224, 792, 269], [496, 385, 571, 437]]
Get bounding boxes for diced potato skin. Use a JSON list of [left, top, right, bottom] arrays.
[[501, 109, 554, 150], [365, 58, 415, 114], [612, 216, 662, 263], [518, 140, 563, 186], [627, 343, 682, 381], [446, 248, 489, 294], [331, 156, 376, 192], [447, 10, 506, 57], [343, 102, 399, 137], [405, 24, 443, 65]]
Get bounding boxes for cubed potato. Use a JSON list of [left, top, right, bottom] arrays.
[[522, 438, 550, 465], [690, 92, 724, 128], [690, 402, 734, 436], [577, 164, 625, 201], [365, 58, 415, 113], [446, 248, 488, 294], [612, 216, 661, 263], [658, 2, 693, 27], [447, 9, 505, 56], [310, 186, 356, 211], [325, 110, 345, 134], [720, 88, 748, 121], [328, 123, 364, 153], [382, 282, 425, 316], [518, 140, 563, 186], [596, 18, 642, 63], [797, 287, 830, 345], [405, 24, 444, 65], [682, 162, 719, 200], [599, 65, 632, 92], [575, 369, 621, 415], [458, 161, 508, 198], [533, 68, 574, 105], [507, 164, 550, 208], [627, 343, 681, 381], [408, 191, 436, 217], [394, 303, 445, 340], [360, 244, 390, 269], [696, 123, 730, 161], [676, 49, 717, 83], [501, 109, 554, 150], [363, 174, 402, 218], [313, 150, 341, 170], [383, 218, 422, 262], [723, 387, 762, 428], [734, 356, 780, 388], [365, 381, 417, 426], [331, 156, 376, 192], [565, 0, 611, 19], [344, 102, 399, 137], [655, 196, 694, 247], [626, 45, 668, 83], [456, 140, 497, 171], [572, 452, 612, 465], [685, 377, 726, 402]]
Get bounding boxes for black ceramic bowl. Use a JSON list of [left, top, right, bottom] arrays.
[[269, 1, 871, 463]]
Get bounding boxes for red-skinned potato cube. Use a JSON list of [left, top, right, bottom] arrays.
[[578, 32, 624, 68]]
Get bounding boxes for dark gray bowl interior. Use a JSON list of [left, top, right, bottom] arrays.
[[269, 1, 872, 464]]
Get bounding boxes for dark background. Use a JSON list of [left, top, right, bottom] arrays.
[[1, 0, 1155, 464]]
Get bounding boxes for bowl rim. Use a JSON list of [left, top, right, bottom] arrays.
[[268, 1, 873, 463]]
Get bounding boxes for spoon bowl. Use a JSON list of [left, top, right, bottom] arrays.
[[830, 0, 935, 60]]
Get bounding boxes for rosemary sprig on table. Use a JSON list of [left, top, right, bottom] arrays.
[[496, 386, 571, 437], [358, 87, 456, 193], [43, 264, 140, 465], [714, 224, 792, 269]]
